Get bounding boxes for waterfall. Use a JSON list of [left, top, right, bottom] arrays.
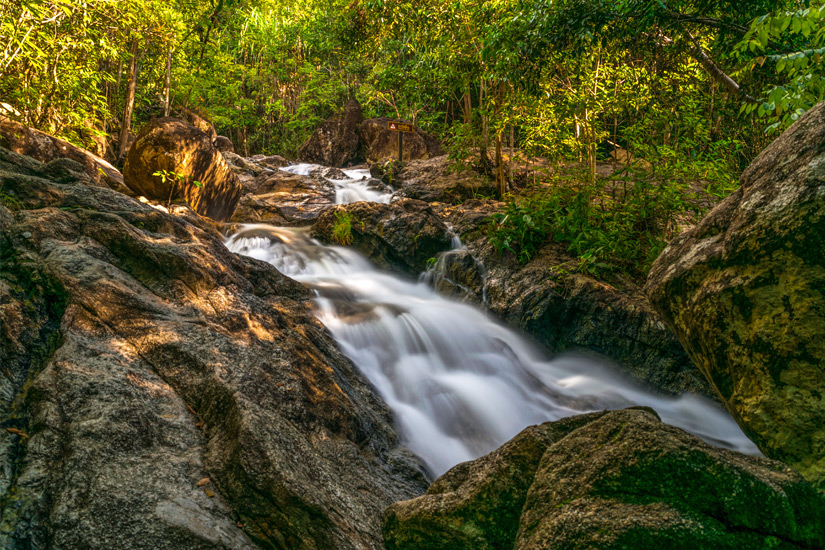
[[226, 162, 757, 475], [281, 163, 392, 205], [225, 224, 758, 476]]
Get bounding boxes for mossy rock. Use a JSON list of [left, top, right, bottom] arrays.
[[384, 409, 825, 550], [646, 99, 825, 487]]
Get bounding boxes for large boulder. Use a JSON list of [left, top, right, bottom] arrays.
[[230, 169, 337, 226], [214, 135, 234, 153], [311, 199, 454, 276], [0, 146, 426, 548], [124, 117, 243, 222], [646, 100, 825, 487], [0, 118, 126, 193], [298, 100, 363, 167], [173, 106, 218, 142], [384, 408, 825, 550], [359, 118, 443, 164]]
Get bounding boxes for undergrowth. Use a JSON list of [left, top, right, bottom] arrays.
[[488, 161, 738, 278]]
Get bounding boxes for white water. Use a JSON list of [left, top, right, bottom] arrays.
[[225, 166, 758, 476], [281, 163, 392, 205]]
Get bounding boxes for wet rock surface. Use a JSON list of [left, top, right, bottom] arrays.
[[311, 199, 454, 276], [230, 169, 336, 226], [0, 146, 427, 548], [124, 117, 243, 222], [384, 408, 825, 550], [647, 100, 825, 487]]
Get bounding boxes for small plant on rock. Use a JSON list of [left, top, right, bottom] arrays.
[[332, 210, 354, 245]]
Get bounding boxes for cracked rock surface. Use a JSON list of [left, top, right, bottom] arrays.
[[0, 147, 427, 549]]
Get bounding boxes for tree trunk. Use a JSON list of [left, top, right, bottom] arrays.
[[163, 46, 172, 117], [118, 39, 139, 163], [496, 132, 504, 199], [509, 124, 514, 184]]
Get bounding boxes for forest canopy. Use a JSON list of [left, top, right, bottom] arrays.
[[2, 0, 823, 273], [3, 0, 822, 160]]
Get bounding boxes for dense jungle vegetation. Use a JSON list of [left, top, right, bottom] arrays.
[[3, 0, 824, 274]]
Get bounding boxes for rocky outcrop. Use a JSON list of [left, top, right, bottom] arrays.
[[230, 169, 336, 226], [249, 154, 289, 169], [124, 117, 243, 222], [392, 155, 496, 203], [298, 100, 363, 167], [174, 106, 218, 142], [468, 234, 709, 397], [0, 146, 427, 548], [384, 408, 825, 550], [311, 199, 453, 276], [359, 118, 443, 164], [646, 100, 825, 487], [0, 118, 127, 193], [214, 136, 234, 153]]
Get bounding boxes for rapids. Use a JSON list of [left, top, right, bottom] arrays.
[[225, 163, 758, 476]]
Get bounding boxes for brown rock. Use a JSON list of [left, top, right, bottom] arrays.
[[231, 170, 336, 226], [646, 100, 825, 487], [0, 146, 427, 548], [173, 106, 218, 141], [298, 100, 363, 167], [124, 117, 242, 222], [393, 155, 496, 202], [250, 154, 289, 169], [311, 199, 453, 275], [359, 118, 443, 164], [0, 118, 127, 193], [385, 409, 825, 550], [213, 135, 234, 153]]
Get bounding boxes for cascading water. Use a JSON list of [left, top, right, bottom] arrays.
[[281, 163, 392, 205], [225, 165, 758, 476]]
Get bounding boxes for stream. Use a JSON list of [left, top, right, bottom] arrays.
[[225, 163, 758, 476]]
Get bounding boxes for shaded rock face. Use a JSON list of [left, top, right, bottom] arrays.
[[0, 147, 427, 548], [646, 101, 825, 488], [392, 156, 496, 203], [311, 199, 453, 276], [384, 408, 825, 550], [174, 106, 219, 142], [214, 136, 234, 153], [231, 169, 337, 226], [124, 117, 243, 222], [298, 100, 363, 167], [358, 118, 443, 164], [0, 118, 127, 193]]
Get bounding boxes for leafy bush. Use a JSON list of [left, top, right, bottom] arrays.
[[488, 161, 733, 277]]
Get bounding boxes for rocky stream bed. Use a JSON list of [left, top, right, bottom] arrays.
[[1, 105, 824, 549]]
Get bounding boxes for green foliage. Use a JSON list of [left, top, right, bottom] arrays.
[[331, 210, 354, 245], [488, 152, 736, 276], [736, 2, 825, 133]]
